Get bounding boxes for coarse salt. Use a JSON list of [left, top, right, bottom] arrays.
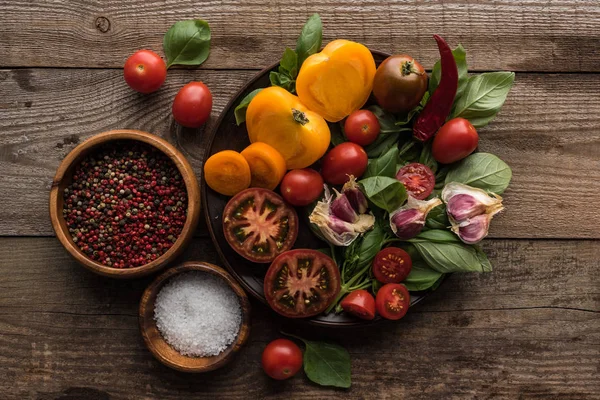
[[154, 271, 242, 357]]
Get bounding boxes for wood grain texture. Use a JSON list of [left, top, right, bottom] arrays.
[[1, 68, 599, 238], [0, 237, 597, 399], [1, 0, 600, 72]]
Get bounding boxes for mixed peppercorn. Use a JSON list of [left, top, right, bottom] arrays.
[[62, 141, 187, 268]]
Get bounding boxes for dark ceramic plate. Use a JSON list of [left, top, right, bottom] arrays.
[[202, 50, 443, 327]]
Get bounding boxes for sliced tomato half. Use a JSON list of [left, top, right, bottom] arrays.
[[264, 249, 341, 318], [223, 188, 298, 263]]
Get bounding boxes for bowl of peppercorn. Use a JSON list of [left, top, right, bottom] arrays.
[[49, 129, 201, 278]]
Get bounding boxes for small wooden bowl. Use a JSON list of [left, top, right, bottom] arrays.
[[49, 129, 201, 279], [139, 261, 251, 373]]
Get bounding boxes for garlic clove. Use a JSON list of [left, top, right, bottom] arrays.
[[446, 193, 487, 221], [453, 214, 490, 244], [442, 182, 504, 220], [389, 196, 442, 239], [342, 175, 368, 214], [331, 191, 359, 223]]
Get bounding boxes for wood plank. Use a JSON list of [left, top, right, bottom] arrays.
[[1, 69, 599, 238], [0, 237, 598, 399], [0, 0, 599, 71]]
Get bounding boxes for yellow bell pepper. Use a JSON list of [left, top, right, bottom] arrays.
[[246, 86, 331, 169], [296, 39, 376, 122]]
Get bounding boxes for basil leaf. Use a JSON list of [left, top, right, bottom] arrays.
[[303, 339, 351, 388], [434, 166, 449, 190], [451, 72, 515, 128], [163, 20, 211, 68], [234, 89, 262, 125], [364, 132, 402, 158], [474, 245, 493, 271], [403, 260, 444, 291], [396, 92, 429, 126], [364, 146, 399, 179], [356, 220, 385, 269], [425, 204, 449, 230], [280, 47, 298, 78], [411, 229, 460, 243], [445, 152, 512, 194], [331, 125, 346, 146], [359, 176, 407, 213], [419, 141, 438, 173], [397, 139, 421, 164], [367, 105, 402, 134], [407, 239, 492, 273], [296, 14, 323, 67], [429, 44, 468, 101], [269, 71, 295, 93]]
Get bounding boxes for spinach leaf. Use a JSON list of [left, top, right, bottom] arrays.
[[445, 152, 512, 194], [425, 204, 449, 230], [359, 176, 407, 213], [364, 146, 399, 179], [234, 89, 262, 125], [407, 238, 492, 273], [429, 44, 468, 101], [419, 141, 438, 173], [451, 72, 515, 128], [163, 20, 211, 68], [296, 14, 323, 67], [403, 260, 444, 292]]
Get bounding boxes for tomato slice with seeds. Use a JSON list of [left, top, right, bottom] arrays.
[[396, 162, 435, 200], [340, 289, 376, 320], [264, 249, 341, 318], [375, 283, 410, 320], [372, 247, 412, 284], [223, 188, 298, 263]]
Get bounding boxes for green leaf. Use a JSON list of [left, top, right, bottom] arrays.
[[397, 139, 421, 164], [403, 260, 444, 291], [364, 146, 399, 179], [280, 47, 298, 77], [396, 92, 429, 126], [425, 204, 449, 230], [296, 14, 323, 67], [234, 89, 262, 125], [419, 141, 438, 173], [359, 176, 407, 213], [367, 105, 402, 134], [302, 339, 352, 388], [356, 220, 385, 270], [364, 132, 402, 158], [451, 72, 515, 128], [331, 125, 346, 146], [407, 238, 492, 273], [411, 229, 460, 243], [269, 71, 295, 93], [445, 152, 512, 194], [429, 44, 468, 101], [163, 20, 211, 68]]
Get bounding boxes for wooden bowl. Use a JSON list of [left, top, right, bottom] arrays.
[[139, 261, 251, 373], [49, 129, 201, 279]]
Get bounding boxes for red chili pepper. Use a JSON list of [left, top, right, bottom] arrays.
[[413, 35, 458, 142]]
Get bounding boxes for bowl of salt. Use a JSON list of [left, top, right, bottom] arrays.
[[139, 261, 251, 372]]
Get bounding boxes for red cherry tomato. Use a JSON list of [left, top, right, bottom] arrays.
[[261, 339, 303, 380], [432, 118, 479, 164], [123, 50, 167, 94], [344, 110, 381, 146], [321, 142, 368, 185], [280, 169, 324, 206], [396, 163, 435, 200], [340, 289, 376, 320], [172, 81, 213, 128], [372, 247, 412, 284], [375, 283, 410, 320]]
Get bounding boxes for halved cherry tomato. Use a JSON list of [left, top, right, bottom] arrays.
[[344, 110, 381, 146], [396, 163, 435, 200], [280, 169, 324, 206], [340, 289, 376, 320], [372, 247, 412, 284], [123, 50, 167, 94], [223, 188, 298, 263], [262, 339, 303, 380], [264, 249, 341, 318], [375, 283, 410, 320], [240, 142, 287, 190], [204, 150, 251, 196], [432, 118, 479, 164], [321, 142, 368, 185]]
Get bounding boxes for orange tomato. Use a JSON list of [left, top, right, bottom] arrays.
[[240, 142, 287, 190], [204, 150, 251, 196]]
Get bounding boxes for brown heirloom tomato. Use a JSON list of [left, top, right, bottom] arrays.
[[264, 249, 341, 318], [223, 188, 298, 263], [375, 283, 410, 320], [372, 247, 412, 284], [373, 55, 427, 113]]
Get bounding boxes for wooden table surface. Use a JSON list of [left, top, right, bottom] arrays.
[[1, 1, 599, 399]]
